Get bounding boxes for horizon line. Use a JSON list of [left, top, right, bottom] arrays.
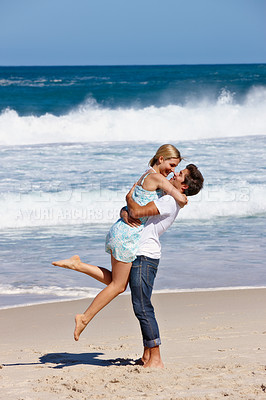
[[0, 62, 265, 68]]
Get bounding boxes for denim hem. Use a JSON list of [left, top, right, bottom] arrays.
[[143, 337, 161, 348]]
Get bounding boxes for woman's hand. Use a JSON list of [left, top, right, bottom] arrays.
[[181, 193, 188, 207]]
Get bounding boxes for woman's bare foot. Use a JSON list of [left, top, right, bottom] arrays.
[[52, 255, 80, 270], [74, 314, 87, 341]]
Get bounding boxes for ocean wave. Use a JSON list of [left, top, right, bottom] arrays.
[[0, 283, 100, 298], [0, 78, 48, 87], [1, 285, 266, 310], [0, 87, 265, 145], [0, 75, 111, 88], [0, 184, 265, 229]]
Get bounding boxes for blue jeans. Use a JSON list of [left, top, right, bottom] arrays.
[[129, 255, 161, 348]]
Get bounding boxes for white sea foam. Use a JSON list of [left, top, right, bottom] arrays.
[[0, 87, 265, 146], [0, 283, 101, 298], [0, 284, 102, 310], [1, 183, 265, 229], [1, 285, 266, 310]]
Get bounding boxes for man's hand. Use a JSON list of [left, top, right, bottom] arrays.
[[120, 207, 141, 228]]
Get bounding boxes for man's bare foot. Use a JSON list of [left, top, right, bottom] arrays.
[[135, 348, 152, 365], [134, 358, 145, 366], [74, 314, 87, 341], [52, 255, 80, 270], [144, 358, 164, 368], [140, 347, 150, 365], [143, 346, 164, 368]]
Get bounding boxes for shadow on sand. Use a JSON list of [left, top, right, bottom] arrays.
[[3, 352, 139, 369], [39, 352, 137, 368]]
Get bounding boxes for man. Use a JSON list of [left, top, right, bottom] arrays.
[[123, 164, 204, 368]]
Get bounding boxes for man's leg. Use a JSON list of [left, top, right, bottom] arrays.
[[129, 256, 164, 368]]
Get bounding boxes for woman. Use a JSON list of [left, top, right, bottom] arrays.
[[52, 144, 187, 341]]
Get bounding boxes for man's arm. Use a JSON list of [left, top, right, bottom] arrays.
[[126, 184, 159, 218], [120, 206, 142, 227]]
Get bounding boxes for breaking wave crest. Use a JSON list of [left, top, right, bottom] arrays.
[[0, 87, 265, 146]]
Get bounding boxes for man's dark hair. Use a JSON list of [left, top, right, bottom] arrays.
[[183, 164, 204, 196]]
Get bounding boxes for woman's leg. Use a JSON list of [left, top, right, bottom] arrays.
[[52, 255, 112, 285], [74, 253, 132, 341]]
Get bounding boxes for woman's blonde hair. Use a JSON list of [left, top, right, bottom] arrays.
[[149, 144, 181, 167]]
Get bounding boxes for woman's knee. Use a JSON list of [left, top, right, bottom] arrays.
[[117, 286, 127, 295], [111, 281, 128, 295]]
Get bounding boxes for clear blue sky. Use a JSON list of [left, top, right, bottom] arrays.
[[0, 0, 265, 65]]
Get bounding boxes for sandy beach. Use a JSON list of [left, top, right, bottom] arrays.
[[1, 288, 266, 399]]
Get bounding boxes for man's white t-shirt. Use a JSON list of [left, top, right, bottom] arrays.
[[136, 195, 180, 259]]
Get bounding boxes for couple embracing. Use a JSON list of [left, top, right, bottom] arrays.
[[53, 144, 204, 368]]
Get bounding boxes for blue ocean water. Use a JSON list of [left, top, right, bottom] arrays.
[[1, 64, 266, 116], [0, 65, 266, 309]]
